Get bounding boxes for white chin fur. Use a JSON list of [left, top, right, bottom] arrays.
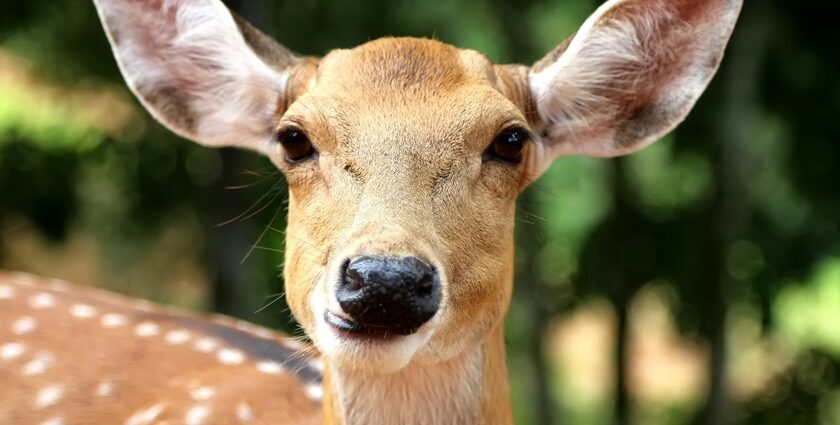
[[310, 289, 436, 374]]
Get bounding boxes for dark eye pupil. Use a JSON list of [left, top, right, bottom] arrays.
[[278, 129, 314, 163], [488, 128, 526, 163]]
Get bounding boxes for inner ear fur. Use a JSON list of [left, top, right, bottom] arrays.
[[527, 0, 743, 163], [93, 0, 300, 150]]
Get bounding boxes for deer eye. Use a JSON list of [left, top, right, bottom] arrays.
[[276, 127, 315, 163], [484, 127, 529, 164]]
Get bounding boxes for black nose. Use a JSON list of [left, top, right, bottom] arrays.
[[335, 256, 441, 336]]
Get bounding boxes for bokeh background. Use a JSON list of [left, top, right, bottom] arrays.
[[1, 0, 839, 424]]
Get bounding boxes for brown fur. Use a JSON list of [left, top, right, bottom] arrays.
[[0, 273, 321, 425], [273, 39, 530, 424]]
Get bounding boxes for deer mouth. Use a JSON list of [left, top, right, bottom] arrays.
[[324, 311, 404, 340], [315, 306, 437, 373]]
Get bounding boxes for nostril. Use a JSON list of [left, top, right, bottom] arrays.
[[341, 258, 364, 292], [415, 274, 434, 297]]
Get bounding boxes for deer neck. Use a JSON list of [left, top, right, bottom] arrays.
[[320, 323, 513, 425]]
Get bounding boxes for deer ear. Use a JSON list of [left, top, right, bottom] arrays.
[[93, 0, 300, 151], [528, 0, 742, 169]]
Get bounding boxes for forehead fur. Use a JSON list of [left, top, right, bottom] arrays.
[[317, 37, 493, 95], [285, 37, 525, 156]]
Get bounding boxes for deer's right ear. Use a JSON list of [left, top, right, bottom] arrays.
[[526, 0, 742, 174], [93, 0, 300, 151]]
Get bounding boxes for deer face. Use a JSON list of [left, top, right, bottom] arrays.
[[94, 0, 742, 374], [278, 39, 532, 371]]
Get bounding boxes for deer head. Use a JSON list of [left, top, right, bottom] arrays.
[[93, 0, 742, 423]]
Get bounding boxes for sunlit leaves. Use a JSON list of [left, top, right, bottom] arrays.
[[775, 258, 840, 357]]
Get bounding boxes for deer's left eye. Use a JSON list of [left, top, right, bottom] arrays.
[[276, 127, 316, 163], [484, 127, 529, 164]]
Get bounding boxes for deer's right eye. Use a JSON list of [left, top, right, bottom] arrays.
[[484, 127, 529, 165], [276, 127, 316, 163]]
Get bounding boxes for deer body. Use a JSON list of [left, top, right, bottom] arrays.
[[1, 0, 742, 423], [0, 273, 322, 425]]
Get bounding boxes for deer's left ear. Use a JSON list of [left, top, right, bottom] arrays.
[[93, 0, 301, 151], [527, 0, 742, 170]]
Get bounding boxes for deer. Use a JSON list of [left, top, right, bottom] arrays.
[[0, 0, 742, 424]]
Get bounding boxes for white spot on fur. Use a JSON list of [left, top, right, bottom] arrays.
[[22, 351, 55, 376], [217, 348, 245, 365], [71, 304, 97, 319], [96, 381, 115, 397], [102, 313, 128, 328], [304, 383, 323, 401], [0, 342, 26, 360], [190, 386, 215, 401], [40, 417, 64, 425], [29, 292, 56, 309], [195, 338, 217, 353], [0, 284, 14, 299], [165, 329, 191, 345], [255, 361, 283, 375], [132, 299, 157, 312], [237, 402, 254, 422], [48, 279, 70, 290], [282, 338, 305, 351], [234, 322, 273, 340], [124, 402, 166, 425], [35, 384, 64, 409], [251, 327, 274, 339], [12, 273, 36, 286], [184, 405, 211, 425], [11, 316, 37, 335], [234, 321, 254, 332], [309, 358, 324, 372], [135, 322, 160, 337]]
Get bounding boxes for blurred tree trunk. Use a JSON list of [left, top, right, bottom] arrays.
[[208, 148, 250, 317], [208, 0, 275, 317], [696, 4, 767, 425], [609, 158, 633, 425], [517, 189, 557, 425]]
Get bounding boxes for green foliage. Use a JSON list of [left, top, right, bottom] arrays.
[[0, 84, 104, 152], [776, 258, 840, 356]]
